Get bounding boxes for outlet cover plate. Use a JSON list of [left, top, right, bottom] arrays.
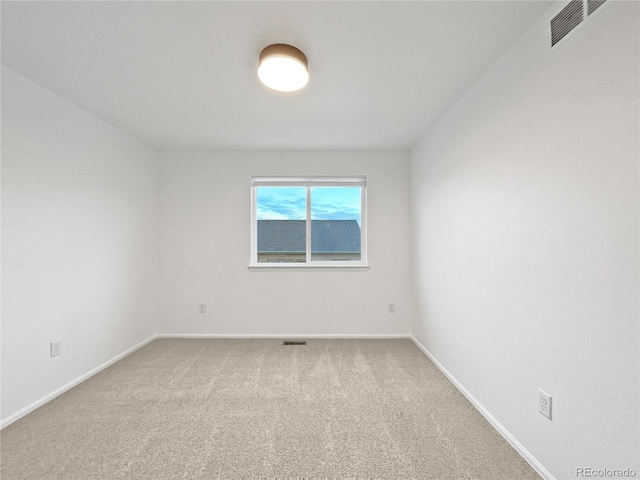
[[538, 389, 552, 420], [50, 341, 61, 357]]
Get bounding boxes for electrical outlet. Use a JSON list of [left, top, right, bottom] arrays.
[[50, 341, 61, 358], [199, 303, 207, 313], [538, 389, 552, 420], [388, 303, 395, 313]]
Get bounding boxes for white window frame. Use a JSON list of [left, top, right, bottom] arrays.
[[250, 176, 368, 269]]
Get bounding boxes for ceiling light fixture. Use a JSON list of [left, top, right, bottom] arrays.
[[258, 44, 309, 92]]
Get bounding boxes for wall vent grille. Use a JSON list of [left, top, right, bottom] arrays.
[[587, 0, 606, 16], [283, 341, 307, 346], [551, 0, 584, 46]]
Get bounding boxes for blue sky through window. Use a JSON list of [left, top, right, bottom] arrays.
[[256, 186, 361, 225], [256, 187, 306, 220]]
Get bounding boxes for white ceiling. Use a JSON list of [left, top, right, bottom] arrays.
[[1, 1, 552, 150]]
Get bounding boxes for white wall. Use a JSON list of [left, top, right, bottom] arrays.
[[158, 149, 412, 336], [410, 2, 638, 479], [1, 67, 160, 422]]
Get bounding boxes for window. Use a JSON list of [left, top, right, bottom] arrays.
[[250, 176, 367, 268]]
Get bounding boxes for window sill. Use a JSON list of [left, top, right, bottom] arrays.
[[248, 264, 370, 271]]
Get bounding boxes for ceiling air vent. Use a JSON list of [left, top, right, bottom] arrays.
[[587, 0, 606, 16], [283, 341, 306, 346], [551, 0, 584, 47]]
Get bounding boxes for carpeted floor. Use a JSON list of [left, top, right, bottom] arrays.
[[1, 338, 540, 479]]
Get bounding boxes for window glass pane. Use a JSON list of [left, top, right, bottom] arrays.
[[256, 187, 306, 263], [310, 187, 361, 262]]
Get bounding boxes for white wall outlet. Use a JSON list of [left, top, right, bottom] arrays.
[[538, 389, 552, 420], [388, 303, 396, 313], [50, 341, 61, 357], [199, 303, 207, 313]]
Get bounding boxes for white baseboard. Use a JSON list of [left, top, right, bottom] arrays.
[[1, 332, 412, 429], [4, 330, 550, 480], [409, 335, 556, 480], [0, 334, 158, 430], [156, 333, 412, 339]]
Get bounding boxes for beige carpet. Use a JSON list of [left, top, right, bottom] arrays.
[[1, 338, 540, 479]]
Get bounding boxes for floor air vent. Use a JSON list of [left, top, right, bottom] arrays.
[[283, 341, 307, 346], [587, 0, 606, 16], [551, 0, 584, 46]]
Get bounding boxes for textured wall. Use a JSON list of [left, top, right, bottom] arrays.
[[1, 67, 160, 422], [158, 149, 413, 336], [410, 2, 639, 478]]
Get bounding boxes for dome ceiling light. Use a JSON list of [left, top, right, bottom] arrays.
[[258, 44, 309, 92]]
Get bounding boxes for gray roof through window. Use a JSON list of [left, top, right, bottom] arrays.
[[257, 220, 361, 254]]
